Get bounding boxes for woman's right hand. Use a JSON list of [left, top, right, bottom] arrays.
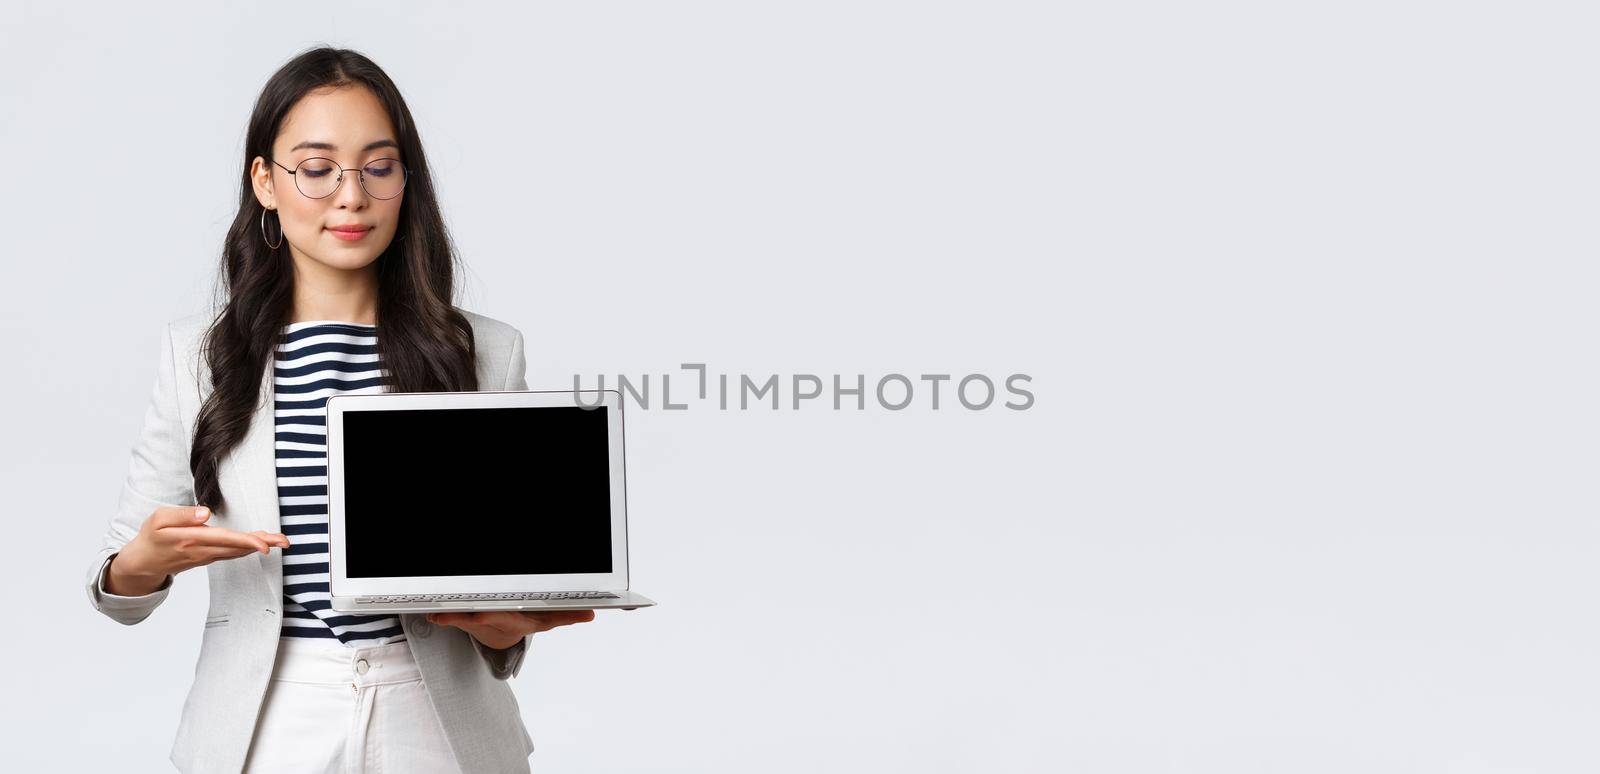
[[106, 506, 291, 596]]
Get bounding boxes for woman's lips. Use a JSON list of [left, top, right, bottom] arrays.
[[327, 226, 372, 242]]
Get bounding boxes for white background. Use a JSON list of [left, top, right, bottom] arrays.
[[2, 1, 1594, 772]]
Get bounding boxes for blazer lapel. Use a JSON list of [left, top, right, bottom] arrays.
[[223, 365, 284, 601]]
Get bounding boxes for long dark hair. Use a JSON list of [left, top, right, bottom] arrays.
[[191, 46, 478, 512]]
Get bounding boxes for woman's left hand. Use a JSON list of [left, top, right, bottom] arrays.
[[426, 610, 597, 650]]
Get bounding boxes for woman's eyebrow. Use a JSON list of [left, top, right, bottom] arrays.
[[288, 139, 399, 153]]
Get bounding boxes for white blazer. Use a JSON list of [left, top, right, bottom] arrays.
[[85, 309, 537, 774]]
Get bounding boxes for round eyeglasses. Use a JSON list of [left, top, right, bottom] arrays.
[[269, 156, 410, 200]]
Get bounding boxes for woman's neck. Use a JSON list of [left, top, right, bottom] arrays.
[[288, 251, 380, 325]]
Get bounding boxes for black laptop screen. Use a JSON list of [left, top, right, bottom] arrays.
[[341, 405, 614, 578]]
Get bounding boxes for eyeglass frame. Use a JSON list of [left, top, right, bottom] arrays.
[[267, 155, 411, 200]]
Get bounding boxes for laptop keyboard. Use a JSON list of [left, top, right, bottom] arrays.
[[354, 591, 621, 604]]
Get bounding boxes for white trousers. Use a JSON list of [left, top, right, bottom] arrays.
[[242, 636, 463, 773]]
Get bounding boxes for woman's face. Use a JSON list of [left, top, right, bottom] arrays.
[[250, 85, 404, 272]]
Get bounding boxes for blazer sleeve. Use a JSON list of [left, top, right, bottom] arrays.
[[472, 328, 533, 679], [86, 322, 195, 625]]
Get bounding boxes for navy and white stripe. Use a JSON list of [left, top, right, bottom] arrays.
[[274, 320, 404, 647]]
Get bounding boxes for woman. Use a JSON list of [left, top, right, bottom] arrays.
[[83, 47, 590, 773]]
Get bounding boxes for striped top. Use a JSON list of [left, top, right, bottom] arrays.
[[274, 320, 404, 647]]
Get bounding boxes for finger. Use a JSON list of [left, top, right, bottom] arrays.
[[527, 610, 597, 628], [249, 530, 292, 549], [152, 505, 213, 528], [198, 540, 273, 559], [428, 612, 522, 639], [522, 609, 596, 623], [471, 611, 537, 633], [160, 526, 272, 554], [430, 617, 493, 639], [198, 544, 262, 561]]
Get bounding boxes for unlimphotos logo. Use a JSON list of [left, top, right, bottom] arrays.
[[569, 364, 1035, 411]]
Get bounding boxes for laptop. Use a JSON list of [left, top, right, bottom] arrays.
[[324, 388, 656, 614]]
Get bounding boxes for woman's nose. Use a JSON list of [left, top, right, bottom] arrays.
[[331, 169, 369, 207]]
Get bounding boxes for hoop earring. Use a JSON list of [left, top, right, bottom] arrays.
[[260, 207, 283, 250]]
